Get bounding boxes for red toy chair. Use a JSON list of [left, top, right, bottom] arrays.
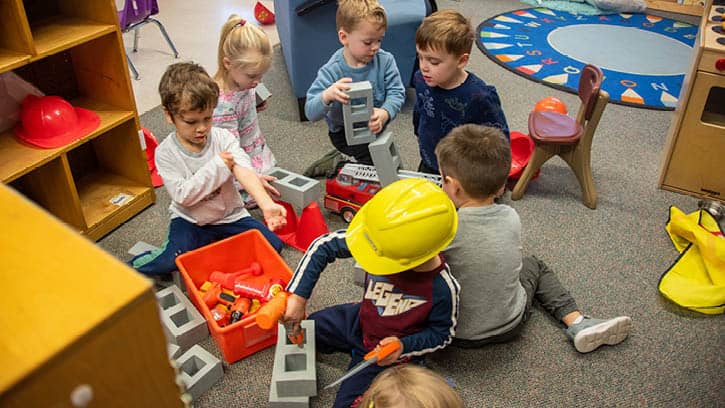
[[511, 64, 609, 209], [118, 0, 179, 79]]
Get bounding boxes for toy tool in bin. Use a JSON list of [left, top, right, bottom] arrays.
[[176, 230, 293, 363]]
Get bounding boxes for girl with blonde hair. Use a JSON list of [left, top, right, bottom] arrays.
[[213, 15, 277, 206], [358, 364, 464, 408]]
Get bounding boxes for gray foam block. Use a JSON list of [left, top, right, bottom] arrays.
[[168, 343, 183, 360], [269, 383, 309, 408], [176, 344, 223, 401], [271, 320, 317, 399], [342, 81, 375, 146], [368, 130, 401, 187], [256, 83, 272, 106], [267, 167, 322, 209], [156, 285, 209, 352]]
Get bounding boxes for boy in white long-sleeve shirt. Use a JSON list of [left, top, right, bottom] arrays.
[[131, 62, 286, 276]]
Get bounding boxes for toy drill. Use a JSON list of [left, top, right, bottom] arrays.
[[256, 290, 305, 346], [229, 297, 251, 324]]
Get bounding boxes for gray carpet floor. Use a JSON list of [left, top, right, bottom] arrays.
[[98, 1, 723, 406]]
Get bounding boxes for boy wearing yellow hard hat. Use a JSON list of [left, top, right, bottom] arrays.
[[284, 178, 460, 408]]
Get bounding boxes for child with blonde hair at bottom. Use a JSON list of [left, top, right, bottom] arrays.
[[358, 364, 463, 408], [213, 15, 277, 206]]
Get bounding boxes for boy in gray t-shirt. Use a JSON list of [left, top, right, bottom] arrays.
[[435, 124, 632, 353]]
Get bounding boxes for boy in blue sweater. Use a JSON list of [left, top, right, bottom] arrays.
[[414, 10, 510, 174], [283, 179, 460, 408], [304, 0, 405, 176]]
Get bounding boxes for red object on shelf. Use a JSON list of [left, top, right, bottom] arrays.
[[254, 2, 275, 25], [176, 230, 292, 363], [14, 95, 100, 149]]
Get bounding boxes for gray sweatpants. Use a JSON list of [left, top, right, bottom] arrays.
[[453, 255, 579, 348]]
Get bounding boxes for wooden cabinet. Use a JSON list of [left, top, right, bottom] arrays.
[[659, 0, 725, 202], [646, 0, 705, 16], [0, 185, 184, 407], [0, 0, 154, 240]]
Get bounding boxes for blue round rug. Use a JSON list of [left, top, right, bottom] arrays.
[[476, 8, 699, 110]]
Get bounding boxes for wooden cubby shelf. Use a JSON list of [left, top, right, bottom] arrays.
[[1, 0, 155, 240], [29, 17, 116, 60], [646, 0, 705, 16], [0, 50, 30, 72]]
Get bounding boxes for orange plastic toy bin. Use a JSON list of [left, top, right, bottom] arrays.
[[175, 230, 292, 363]]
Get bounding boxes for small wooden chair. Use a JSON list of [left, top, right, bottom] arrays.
[[511, 64, 609, 209]]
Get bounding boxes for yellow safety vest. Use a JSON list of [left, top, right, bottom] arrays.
[[658, 206, 725, 315]]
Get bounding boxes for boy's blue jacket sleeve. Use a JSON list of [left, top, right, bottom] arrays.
[[286, 230, 351, 298], [399, 264, 460, 359], [305, 61, 336, 123]]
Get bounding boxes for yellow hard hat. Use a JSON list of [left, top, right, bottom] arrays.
[[346, 178, 458, 276]]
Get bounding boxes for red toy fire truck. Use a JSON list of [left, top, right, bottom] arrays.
[[323, 164, 381, 222], [323, 163, 442, 223]]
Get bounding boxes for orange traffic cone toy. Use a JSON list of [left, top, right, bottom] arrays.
[[295, 202, 329, 250], [269, 200, 329, 252], [141, 127, 163, 187]]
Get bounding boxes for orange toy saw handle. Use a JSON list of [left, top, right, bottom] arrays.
[[364, 340, 401, 361], [256, 291, 288, 330], [256, 291, 305, 345]]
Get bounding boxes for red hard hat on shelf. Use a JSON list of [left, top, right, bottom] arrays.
[[534, 96, 568, 114], [14, 95, 100, 149]]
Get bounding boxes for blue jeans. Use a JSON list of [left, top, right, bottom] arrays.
[[311, 303, 387, 408], [130, 216, 284, 276]]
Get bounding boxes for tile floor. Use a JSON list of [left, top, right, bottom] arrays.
[[118, 0, 279, 114]]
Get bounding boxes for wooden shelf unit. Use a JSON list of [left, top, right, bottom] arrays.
[[0, 185, 184, 407], [646, 0, 705, 16], [658, 0, 724, 202], [0, 0, 154, 240]]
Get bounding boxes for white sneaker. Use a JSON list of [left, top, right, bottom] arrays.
[[565, 316, 632, 353]]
